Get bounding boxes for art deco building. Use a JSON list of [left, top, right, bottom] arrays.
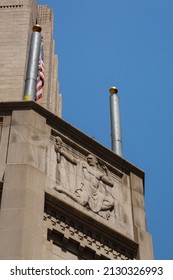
[[0, 0, 153, 260]]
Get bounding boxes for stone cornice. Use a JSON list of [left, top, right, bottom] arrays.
[[0, 101, 144, 181]]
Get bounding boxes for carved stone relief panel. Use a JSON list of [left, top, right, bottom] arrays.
[[49, 132, 134, 239]]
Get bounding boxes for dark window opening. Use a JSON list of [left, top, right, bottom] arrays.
[[47, 228, 111, 260]]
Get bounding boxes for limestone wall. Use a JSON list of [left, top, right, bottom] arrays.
[[0, 0, 36, 101]]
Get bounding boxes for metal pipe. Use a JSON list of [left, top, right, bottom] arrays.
[[109, 86, 123, 157], [23, 24, 42, 100]]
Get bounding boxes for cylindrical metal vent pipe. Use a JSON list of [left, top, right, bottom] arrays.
[[23, 24, 42, 101], [109, 86, 123, 157]]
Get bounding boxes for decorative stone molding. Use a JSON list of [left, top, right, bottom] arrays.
[[0, 5, 23, 8], [43, 206, 136, 260]]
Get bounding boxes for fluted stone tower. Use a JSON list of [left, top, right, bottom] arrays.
[[0, 0, 153, 260]]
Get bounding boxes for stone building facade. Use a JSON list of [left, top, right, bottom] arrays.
[[0, 0, 153, 260], [0, 102, 153, 260]]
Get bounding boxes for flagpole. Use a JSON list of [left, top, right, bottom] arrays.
[[109, 86, 123, 157], [23, 24, 42, 101]]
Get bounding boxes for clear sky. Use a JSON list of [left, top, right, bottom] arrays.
[[38, 0, 173, 260]]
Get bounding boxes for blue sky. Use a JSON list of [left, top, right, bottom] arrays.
[[38, 0, 173, 260]]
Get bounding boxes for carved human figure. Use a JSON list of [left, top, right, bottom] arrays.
[[75, 154, 114, 214], [54, 150, 114, 219], [54, 136, 77, 165], [54, 136, 77, 188]]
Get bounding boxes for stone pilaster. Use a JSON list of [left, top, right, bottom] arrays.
[[0, 109, 50, 259]]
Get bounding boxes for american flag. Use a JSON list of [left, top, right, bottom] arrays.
[[35, 40, 44, 101]]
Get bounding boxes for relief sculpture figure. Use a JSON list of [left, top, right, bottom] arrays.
[[54, 136, 77, 189], [53, 137, 114, 219], [54, 136, 77, 165], [75, 154, 114, 219]]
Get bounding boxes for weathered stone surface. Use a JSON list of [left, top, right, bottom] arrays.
[[0, 164, 46, 259], [0, 229, 23, 259], [0, 1, 35, 102], [130, 172, 147, 231], [0, 116, 11, 180], [135, 227, 154, 260], [130, 172, 144, 195], [7, 110, 50, 172]]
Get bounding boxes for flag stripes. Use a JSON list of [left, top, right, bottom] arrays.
[[36, 40, 44, 101]]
